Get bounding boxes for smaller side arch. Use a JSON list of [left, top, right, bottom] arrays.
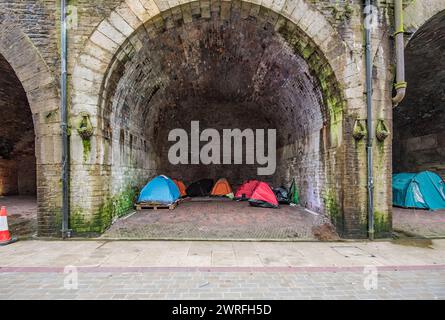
[[0, 21, 62, 236]]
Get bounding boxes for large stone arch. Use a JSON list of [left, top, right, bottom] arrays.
[[0, 21, 61, 236], [404, 0, 445, 38], [70, 0, 367, 237]]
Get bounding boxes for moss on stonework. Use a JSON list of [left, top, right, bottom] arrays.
[[344, 3, 354, 19], [302, 46, 315, 59], [69, 208, 99, 234], [36, 206, 64, 237], [69, 186, 138, 235], [330, 2, 354, 21], [377, 139, 385, 154], [113, 186, 138, 218], [374, 210, 391, 236], [54, 210, 62, 228], [69, 208, 110, 235], [323, 189, 341, 226], [82, 139, 91, 161]]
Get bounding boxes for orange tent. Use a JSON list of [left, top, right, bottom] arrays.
[[173, 179, 187, 197], [211, 178, 233, 196]]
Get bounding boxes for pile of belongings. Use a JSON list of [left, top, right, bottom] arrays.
[[273, 179, 299, 205], [273, 187, 291, 204], [392, 171, 445, 210], [137, 175, 180, 205], [234, 179, 300, 208]]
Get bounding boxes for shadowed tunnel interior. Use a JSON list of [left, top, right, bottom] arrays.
[[393, 10, 445, 178], [0, 54, 36, 196], [98, 7, 342, 214]]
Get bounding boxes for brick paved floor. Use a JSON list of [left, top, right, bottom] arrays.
[[0, 268, 444, 300], [0, 196, 36, 237], [102, 200, 337, 240], [0, 240, 444, 300], [393, 207, 445, 238]]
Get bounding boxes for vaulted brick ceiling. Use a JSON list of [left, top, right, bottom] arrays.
[[105, 15, 326, 150], [101, 11, 332, 184]]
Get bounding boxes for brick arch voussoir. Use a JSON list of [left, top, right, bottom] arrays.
[[0, 22, 59, 117]]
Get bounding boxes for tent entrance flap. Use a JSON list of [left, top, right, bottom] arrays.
[[235, 180, 260, 200], [186, 179, 214, 197], [211, 178, 233, 196]]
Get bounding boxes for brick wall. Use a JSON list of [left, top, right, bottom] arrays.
[[0, 160, 17, 195]]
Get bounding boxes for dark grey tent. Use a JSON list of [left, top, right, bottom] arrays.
[[186, 179, 214, 197]]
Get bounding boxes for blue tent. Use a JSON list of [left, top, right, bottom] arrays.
[[393, 171, 445, 210], [137, 175, 180, 204]]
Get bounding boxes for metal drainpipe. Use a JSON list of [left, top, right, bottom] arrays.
[[392, 0, 407, 107], [60, 0, 70, 239], [365, 0, 374, 240]]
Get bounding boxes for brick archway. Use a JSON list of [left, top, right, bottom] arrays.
[[0, 21, 61, 236], [70, 0, 367, 237]]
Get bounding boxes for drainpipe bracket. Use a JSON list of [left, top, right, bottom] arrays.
[[394, 81, 407, 89], [393, 29, 405, 37]]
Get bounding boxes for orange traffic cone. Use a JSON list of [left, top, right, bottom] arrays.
[[0, 206, 17, 246]]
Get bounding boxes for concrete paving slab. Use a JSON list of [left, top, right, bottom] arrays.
[[0, 239, 445, 268]]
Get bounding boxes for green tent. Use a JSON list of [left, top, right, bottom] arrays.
[[392, 171, 445, 210], [289, 179, 299, 205]]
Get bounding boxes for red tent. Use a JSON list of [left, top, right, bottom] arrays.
[[248, 182, 279, 208], [235, 180, 260, 200]]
